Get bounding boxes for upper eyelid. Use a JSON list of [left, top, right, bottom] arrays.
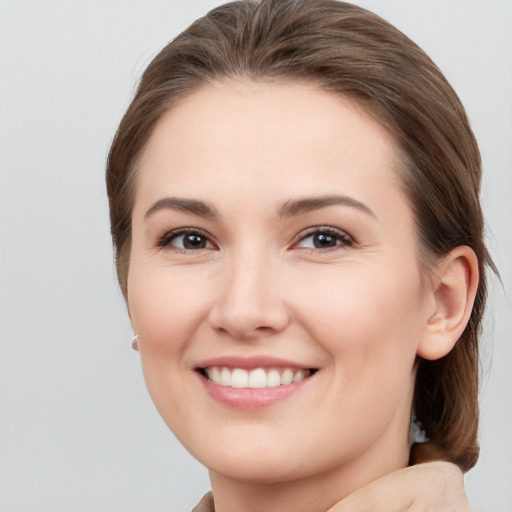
[[156, 225, 354, 248], [157, 227, 216, 248], [293, 226, 354, 243]]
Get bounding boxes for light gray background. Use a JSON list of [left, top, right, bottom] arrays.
[[0, 1, 511, 511]]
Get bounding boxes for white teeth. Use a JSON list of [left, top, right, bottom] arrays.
[[281, 368, 294, 385], [248, 368, 267, 388], [231, 368, 249, 388], [220, 367, 231, 386], [211, 367, 221, 383], [203, 366, 313, 388], [266, 369, 281, 387], [293, 369, 307, 383]]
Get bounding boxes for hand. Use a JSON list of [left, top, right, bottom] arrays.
[[327, 461, 471, 512]]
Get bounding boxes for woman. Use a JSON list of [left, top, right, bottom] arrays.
[[106, 1, 493, 510]]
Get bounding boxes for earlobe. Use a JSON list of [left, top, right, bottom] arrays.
[[417, 246, 479, 361]]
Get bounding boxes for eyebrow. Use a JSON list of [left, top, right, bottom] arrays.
[[279, 195, 376, 219], [144, 194, 375, 221], [145, 197, 218, 219]]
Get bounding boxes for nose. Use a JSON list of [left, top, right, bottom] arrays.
[[208, 251, 291, 340]]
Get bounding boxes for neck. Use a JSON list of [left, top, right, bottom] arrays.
[[209, 431, 410, 512]]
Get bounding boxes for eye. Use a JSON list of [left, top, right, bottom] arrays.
[[158, 228, 215, 250], [294, 227, 353, 250]]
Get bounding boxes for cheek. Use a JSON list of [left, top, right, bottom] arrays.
[[127, 265, 215, 426], [127, 265, 212, 425], [291, 261, 424, 384], [128, 264, 210, 352]]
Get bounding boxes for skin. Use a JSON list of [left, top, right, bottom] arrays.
[[127, 80, 478, 512], [193, 461, 472, 512], [329, 461, 471, 511]]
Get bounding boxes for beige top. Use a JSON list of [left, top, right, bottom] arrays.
[[192, 492, 215, 512]]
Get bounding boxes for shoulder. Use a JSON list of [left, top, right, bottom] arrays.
[[191, 492, 214, 512]]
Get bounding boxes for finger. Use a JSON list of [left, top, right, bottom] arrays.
[[327, 462, 470, 512], [327, 470, 413, 512]]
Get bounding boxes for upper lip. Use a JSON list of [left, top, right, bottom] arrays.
[[195, 355, 317, 371]]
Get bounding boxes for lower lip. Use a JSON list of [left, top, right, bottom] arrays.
[[198, 372, 313, 409]]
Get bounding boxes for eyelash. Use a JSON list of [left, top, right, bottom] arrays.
[[157, 228, 216, 251], [293, 226, 354, 251], [156, 226, 354, 252]]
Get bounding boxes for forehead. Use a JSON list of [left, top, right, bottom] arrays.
[[134, 80, 406, 220]]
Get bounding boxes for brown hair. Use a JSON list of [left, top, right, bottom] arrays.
[[106, 0, 494, 471]]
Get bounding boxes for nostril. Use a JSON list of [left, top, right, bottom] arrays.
[[208, 301, 291, 340]]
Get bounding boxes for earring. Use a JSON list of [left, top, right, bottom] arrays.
[[409, 409, 428, 446], [132, 334, 139, 351]]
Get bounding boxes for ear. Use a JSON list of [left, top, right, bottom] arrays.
[[417, 246, 479, 361], [126, 302, 139, 350]]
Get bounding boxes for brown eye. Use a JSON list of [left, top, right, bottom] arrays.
[[311, 232, 337, 248], [180, 233, 208, 249], [158, 229, 214, 250], [296, 228, 353, 250]]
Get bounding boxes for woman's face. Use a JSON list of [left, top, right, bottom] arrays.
[[128, 81, 433, 488]]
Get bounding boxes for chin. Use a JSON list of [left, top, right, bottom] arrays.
[[209, 457, 303, 485], [193, 438, 312, 484]]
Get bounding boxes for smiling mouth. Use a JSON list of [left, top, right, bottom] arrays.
[[197, 366, 318, 389]]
